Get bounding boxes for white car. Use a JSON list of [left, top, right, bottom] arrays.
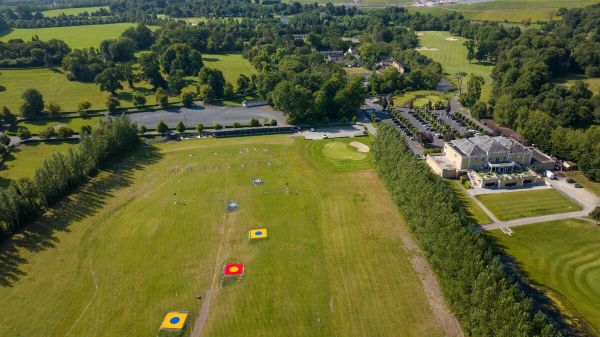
[[322, 134, 329, 139], [371, 98, 380, 104]]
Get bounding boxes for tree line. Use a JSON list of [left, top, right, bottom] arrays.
[[373, 122, 568, 337], [0, 37, 71, 68], [0, 116, 139, 242]]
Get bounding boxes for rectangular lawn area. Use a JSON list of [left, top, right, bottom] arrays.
[[447, 180, 492, 225], [476, 189, 582, 221], [202, 53, 256, 88]]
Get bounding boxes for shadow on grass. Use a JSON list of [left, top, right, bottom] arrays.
[[0, 145, 164, 287]]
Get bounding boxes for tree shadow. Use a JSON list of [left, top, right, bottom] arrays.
[[0, 145, 163, 287], [0, 84, 6, 93], [48, 67, 64, 74]]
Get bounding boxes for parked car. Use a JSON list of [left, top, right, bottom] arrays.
[[574, 183, 583, 188], [371, 98, 380, 104]]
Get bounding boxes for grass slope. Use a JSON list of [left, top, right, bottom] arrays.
[[41, 6, 110, 17], [416, 31, 493, 101], [0, 23, 144, 49], [0, 141, 78, 186], [0, 136, 445, 337], [476, 189, 582, 221], [490, 218, 600, 334], [447, 180, 492, 224]]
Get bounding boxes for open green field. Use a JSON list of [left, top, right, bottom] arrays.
[[18, 115, 104, 134], [0, 136, 447, 337], [343, 67, 371, 77], [476, 189, 582, 221], [0, 141, 78, 186], [554, 74, 600, 95], [416, 31, 493, 101], [41, 6, 109, 17], [490, 218, 600, 333], [202, 54, 256, 87], [446, 180, 492, 225], [392, 90, 452, 108], [0, 23, 144, 49]]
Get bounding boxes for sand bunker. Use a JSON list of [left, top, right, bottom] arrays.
[[416, 32, 424, 36], [445, 37, 459, 41], [415, 47, 439, 51], [350, 142, 370, 153]]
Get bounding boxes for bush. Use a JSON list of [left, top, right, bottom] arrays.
[[106, 94, 121, 113], [133, 94, 147, 107], [46, 101, 62, 117], [56, 126, 74, 138], [39, 126, 57, 139], [270, 119, 277, 126], [352, 115, 358, 124], [196, 123, 205, 133], [78, 99, 92, 115], [0, 132, 10, 146], [176, 121, 186, 133], [156, 120, 169, 134], [233, 122, 242, 128], [138, 125, 147, 135], [180, 90, 195, 107], [590, 206, 600, 222], [214, 123, 223, 130], [156, 88, 169, 108], [249, 118, 260, 127], [20, 88, 44, 118], [459, 176, 467, 184], [17, 127, 32, 140], [372, 123, 565, 337]]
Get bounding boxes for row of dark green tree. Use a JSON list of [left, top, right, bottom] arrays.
[[0, 116, 139, 241], [373, 122, 566, 337]]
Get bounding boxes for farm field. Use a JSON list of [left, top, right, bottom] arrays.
[[0, 141, 78, 186], [446, 180, 492, 225], [202, 54, 256, 87], [0, 136, 448, 337], [0, 23, 147, 49], [476, 189, 582, 221], [490, 218, 600, 333], [416, 31, 493, 101], [41, 6, 109, 17]]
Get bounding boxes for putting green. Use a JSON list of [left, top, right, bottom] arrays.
[[323, 141, 369, 161]]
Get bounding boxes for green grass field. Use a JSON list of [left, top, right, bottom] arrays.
[[17, 115, 104, 134], [0, 141, 78, 186], [476, 189, 582, 221], [490, 218, 600, 333], [554, 74, 600, 95], [416, 31, 493, 101], [392, 90, 452, 108], [447, 180, 492, 224], [0, 136, 447, 337], [202, 54, 256, 87], [41, 6, 109, 17], [0, 23, 145, 49]]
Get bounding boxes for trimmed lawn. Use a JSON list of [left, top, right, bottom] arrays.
[[17, 115, 104, 134], [0, 141, 78, 186], [392, 90, 452, 108], [564, 171, 600, 197], [202, 53, 256, 88], [490, 218, 600, 333], [447, 180, 492, 225], [41, 6, 109, 17], [476, 189, 582, 221], [343, 67, 371, 77], [0, 136, 445, 337], [0, 23, 153, 49], [416, 31, 493, 101]]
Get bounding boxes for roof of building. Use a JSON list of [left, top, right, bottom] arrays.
[[450, 135, 528, 157]]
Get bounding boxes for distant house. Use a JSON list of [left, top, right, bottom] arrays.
[[341, 37, 360, 44], [375, 57, 408, 74], [279, 17, 289, 25], [319, 50, 345, 63], [292, 33, 308, 40]]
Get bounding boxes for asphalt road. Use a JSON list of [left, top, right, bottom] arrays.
[[127, 104, 288, 128]]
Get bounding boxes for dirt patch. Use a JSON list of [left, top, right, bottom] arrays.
[[349, 141, 370, 153], [445, 37, 459, 41], [416, 32, 424, 36], [415, 47, 439, 51]]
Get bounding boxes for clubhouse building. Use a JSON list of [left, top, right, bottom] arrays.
[[426, 135, 545, 188]]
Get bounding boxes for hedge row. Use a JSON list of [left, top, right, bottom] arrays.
[[0, 116, 139, 241], [372, 122, 564, 337]]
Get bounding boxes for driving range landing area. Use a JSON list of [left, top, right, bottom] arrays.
[[489, 218, 600, 333], [0, 135, 448, 337]]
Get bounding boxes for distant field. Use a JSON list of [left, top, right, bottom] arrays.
[[476, 189, 582, 221], [41, 6, 109, 17], [0, 136, 447, 337], [0, 23, 146, 49], [416, 31, 493, 101], [343, 67, 371, 77], [202, 54, 256, 87], [0, 68, 178, 113], [0, 141, 78, 186], [490, 218, 600, 333], [447, 180, 492, 224], [554, 74, 600, 95]]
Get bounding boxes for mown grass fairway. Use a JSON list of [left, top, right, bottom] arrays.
[[0, 141, 78, 186], [41, 6, 109, 17], [490, 218, 600, 333], [0, 136, 446, 337], [447, 180, 492, 224], [202, 54, 256, 88], [476, 189, 582, 221], [0, 23, 144, 49], [416, 31, 493, 101]]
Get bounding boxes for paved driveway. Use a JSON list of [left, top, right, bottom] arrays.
[[127, 104, 287, 128]]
